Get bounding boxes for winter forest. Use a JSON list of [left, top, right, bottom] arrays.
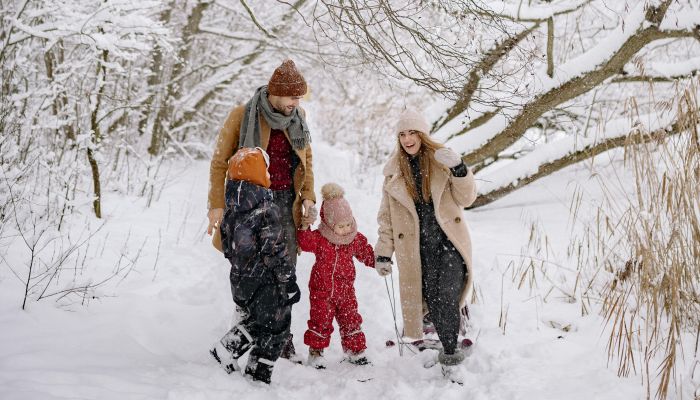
[[1, 0, 700, 399]]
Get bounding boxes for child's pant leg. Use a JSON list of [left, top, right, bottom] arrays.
[[335, 289, 366, 354], [246, 284, 292, 363], [304, 291, 335, 350]]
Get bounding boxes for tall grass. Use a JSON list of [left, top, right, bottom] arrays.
[[576, 79, 700, 399]]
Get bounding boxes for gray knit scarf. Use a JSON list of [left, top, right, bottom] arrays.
[[239, 85, 311, 150]]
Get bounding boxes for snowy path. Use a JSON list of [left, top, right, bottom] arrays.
[[0, 142, 642, 400]]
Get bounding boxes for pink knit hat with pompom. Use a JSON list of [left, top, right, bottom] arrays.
[[318, 183, 357, 245]]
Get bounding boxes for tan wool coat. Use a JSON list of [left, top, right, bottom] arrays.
[[375, 151, 477, 339], [208, 104, 316, 226]]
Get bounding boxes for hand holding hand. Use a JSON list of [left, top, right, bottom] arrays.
[[301, 200, 317, 226], [207, 208, 224, 235], [434, 148, 463, 168]]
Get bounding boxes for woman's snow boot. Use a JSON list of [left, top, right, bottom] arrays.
[[438, 350, 465, 385]]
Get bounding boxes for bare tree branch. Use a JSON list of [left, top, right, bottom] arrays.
[[477, 0, 595, 23], [433, 23, 540, 132], [239, 0, 277, 38], [611, 71, 700, 83], [546, 16, 554, 78], [198, 26, 269, 42]]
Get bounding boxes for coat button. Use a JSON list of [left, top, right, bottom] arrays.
[[455, 217, 461, 223], [398, 233, 404, 239]]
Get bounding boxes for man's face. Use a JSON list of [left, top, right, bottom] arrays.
[[269, 95, 302, 116]]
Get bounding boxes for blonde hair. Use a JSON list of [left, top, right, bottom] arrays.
[[397, 130, 445, 202]]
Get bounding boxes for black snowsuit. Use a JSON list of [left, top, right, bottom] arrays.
[[409, 155, 468, 355], [218, 179, 299, 382]]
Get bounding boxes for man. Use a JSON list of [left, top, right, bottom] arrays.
[[207, 59, 317, 363]]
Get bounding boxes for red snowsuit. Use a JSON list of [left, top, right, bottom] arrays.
[[297, 229, 375, 354]]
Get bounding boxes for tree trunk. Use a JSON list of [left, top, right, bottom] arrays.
[[86, 147, 102, 218], [88, 48, 108, 218], [139, 2, 175, 137], [148, 0, 209, 156]]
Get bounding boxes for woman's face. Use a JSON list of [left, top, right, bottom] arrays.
[[399, 130, 422, 156]]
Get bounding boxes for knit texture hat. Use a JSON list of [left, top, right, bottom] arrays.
[[268, 59, 307, 97], [227, 147, 271, 188], [396, 108, 430, 135], [318, 183, 357, 245]]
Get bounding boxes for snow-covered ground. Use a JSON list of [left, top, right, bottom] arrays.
[[0, 140, 658, 400]]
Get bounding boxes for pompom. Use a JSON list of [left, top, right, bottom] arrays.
[[321, 182, 345, 200]]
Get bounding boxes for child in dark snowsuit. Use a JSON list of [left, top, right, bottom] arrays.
[[297, 183, 375, 369], [210, 147, 300, 384]]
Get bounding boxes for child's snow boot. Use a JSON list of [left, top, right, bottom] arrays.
[[307, 347, 327, 369], [210, 323, 254, 373], [244, 355, 275, 384], [209, 340, 240, 374], [220, 324, 253, 358], [438, 350, 465, 385], [345, 350, 371, 366]]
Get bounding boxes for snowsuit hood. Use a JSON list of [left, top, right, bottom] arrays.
[[227, 179, 273, 214]]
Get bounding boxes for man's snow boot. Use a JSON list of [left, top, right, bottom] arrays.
[[438, 350, 465, 385], [307, 347, 327, 369], [244, 355, 275, 384]]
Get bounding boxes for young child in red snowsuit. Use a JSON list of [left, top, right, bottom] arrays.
[[297, 182, 375, 369]]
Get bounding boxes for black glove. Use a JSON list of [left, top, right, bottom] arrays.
[[375, 256, 393, 277], [285, 280, 301, 305]]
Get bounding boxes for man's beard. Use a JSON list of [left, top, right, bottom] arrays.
[[272, 103, 292, 116]]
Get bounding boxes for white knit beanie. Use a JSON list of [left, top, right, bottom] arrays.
[[396, 108, 430, 135]]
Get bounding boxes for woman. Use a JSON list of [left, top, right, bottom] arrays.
[[374, 109, 477, 383]]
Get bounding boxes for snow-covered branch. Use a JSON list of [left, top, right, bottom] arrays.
[[444, 2, 697, 169], [479, 0, 593, 22], [198, 26, 268, 42], [472, 108, 694, 207]]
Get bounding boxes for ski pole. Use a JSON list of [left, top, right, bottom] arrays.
[[383, 275, 403, 356]]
